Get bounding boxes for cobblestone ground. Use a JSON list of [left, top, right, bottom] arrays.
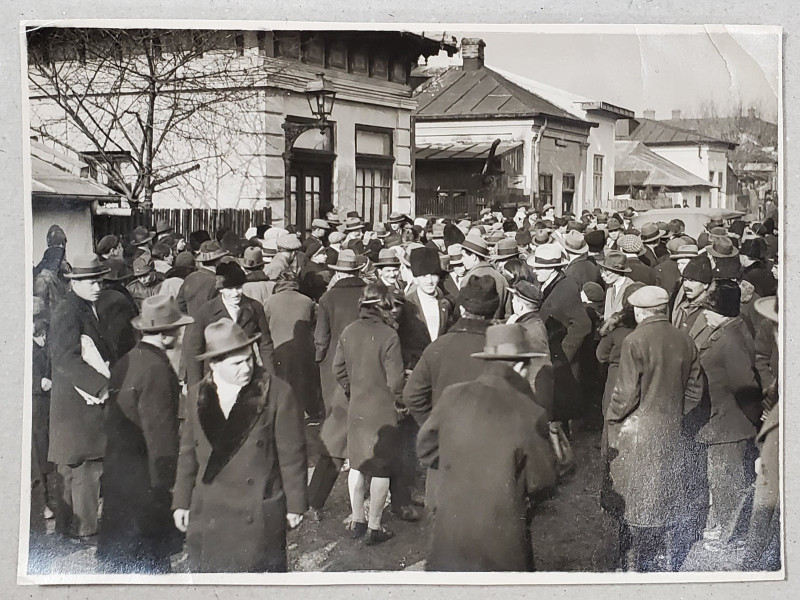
[[26, 426, 748, 575]]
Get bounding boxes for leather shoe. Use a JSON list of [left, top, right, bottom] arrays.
[[365, 527, 394, 545]]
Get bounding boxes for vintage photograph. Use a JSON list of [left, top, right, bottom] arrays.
[[20, 22, 781, 582]]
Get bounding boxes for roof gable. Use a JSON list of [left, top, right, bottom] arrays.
[[414, 66, 585, 123], [615, 140, 719, 189]]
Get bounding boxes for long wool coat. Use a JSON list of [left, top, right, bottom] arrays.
[[333, 314, 405, 476], [172, 368, 308, 573], [606, 315, 703, 528], [48, 291, 113, 465], [539, 271, 591, 363], [177, 267, 218, 317], [96, 288, 139, 363], [98, 342, 182, 570], [184, 295, 275, 386], [564, 255, 602, 290], [265, 286, 320, 419], [417, 361, 556, 571], [314, 276, 366, 458], [397, 286, 452, 369]]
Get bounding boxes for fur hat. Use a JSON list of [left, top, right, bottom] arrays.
[[704, 279, 741, 317], [458, 275, 500, 317], [682, 255, 712, 285], [409, 247, 441, 277], [215, 261, 247, 289]]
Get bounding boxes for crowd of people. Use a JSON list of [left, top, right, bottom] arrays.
[[29, 200, 780, 573]]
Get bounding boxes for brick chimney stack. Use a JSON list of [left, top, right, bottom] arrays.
[[461, 38, 485, 71], [643, 109, 656, 120], [672, 109, 682, 120]]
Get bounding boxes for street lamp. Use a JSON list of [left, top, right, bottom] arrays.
[[305, 72, 336, 131]]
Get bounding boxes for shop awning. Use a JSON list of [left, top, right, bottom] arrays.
[[416, 140, 522, 160]]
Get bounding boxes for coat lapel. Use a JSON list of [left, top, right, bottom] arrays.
[[197, 369, 270, 484]]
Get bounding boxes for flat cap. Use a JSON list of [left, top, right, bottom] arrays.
[[627, 285, 669, 308]]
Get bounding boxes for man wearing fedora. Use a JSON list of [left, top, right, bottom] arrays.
[[341, 216, 366, 254], [598, 250, 634, 321], [605, 217, 623, 251], [172, 319, 308, 572], [98, 295, 193, 573], [48, 254, 114, 541], [640, 222, 667, 267], [439, 244, 466, 308], [177, 240, 229, 318], [240, 245, 275, 309], [185, 261, 274, 387], [374, 248, 402, 292], [563, 230, 602, 290], [606, 286, 703, 571], [130, 225, 155, 252], [126, 255, 165, 311], [461, 232, 509, 320], [417, 323, 556, 571], [302, 218, 330, 257], [308, 249, 367, 517]]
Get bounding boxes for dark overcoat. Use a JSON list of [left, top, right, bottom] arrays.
[[417, 362, 556, 571], [299, 261, 332, 302], [98, 342, 182, 571], [606, 315, 703, 528], [564, 255, 602, 290], [743, 262, 777, 298], [33, 268, 67, 326], [462, 262, 509, 319], [184, 295, 274, 386], [314, 276, 366, 458], [514, 311, 555, 417], [242, 270, 275, 310], [654, 258, 681, 294], [264, 287, 320, 419], [403, 317, 491, 425], [96, 288, 139, 363], [333, 315, 405, 476], [626, 256, 657, 285], [172, 368, 308, 573], [596, 323, 635, 415], [48, 291, 113, 465], [539, 271, 591, 363], [177, 268, 218, 317], [397, 286, 452, 369], [692, 316, 761, 444]]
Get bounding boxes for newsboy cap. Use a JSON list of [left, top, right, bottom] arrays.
[[627, 285, 669, 308]]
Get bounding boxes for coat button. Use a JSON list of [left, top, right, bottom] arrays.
[[246, 477, 254, 485], [256, 439, 264, 447], [246, 515, 254, 524]]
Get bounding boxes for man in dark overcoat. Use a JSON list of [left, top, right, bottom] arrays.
[[563, 230, 602, 290], [307, 250, 366, 515], [177, 240, 228, 317], [98, 295, 193, 573], [606, 286, 704, 572], [172, 319, 308, 572], [184, 261, 274, 387], [48, 254, 113, 539], [417, 324, 556, 571], [404, 275, 500, 511]]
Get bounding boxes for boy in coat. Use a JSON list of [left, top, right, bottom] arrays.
[[172, 319, 308, 573], [417, 324, 556, 571], [98, 295, 193, 573]]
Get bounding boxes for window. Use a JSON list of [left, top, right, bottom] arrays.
[[356, 167, 391, 224], [593, 155, 604, 204], [356, 129, 392, 156], [717, 172, 724, 187], [562, 173, 575, 213], [539, 174, 553, 207], [709, 170, 715, 182], [234, 33, 245, 57], [696, 195, 702, 208]]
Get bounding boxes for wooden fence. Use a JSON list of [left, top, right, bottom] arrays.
[[415, 191, 530, 220], [93, 207, 272, 244]]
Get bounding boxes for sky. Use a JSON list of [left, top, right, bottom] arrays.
[[423, 26, 780, 122]]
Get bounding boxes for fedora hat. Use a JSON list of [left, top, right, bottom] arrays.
[[707, 236, 739, 259], [132, 294, 194, 332], [64, 254, 111, 280], [509, 280, 543, 305], [430, 222, 446, 239], [471, 323, 548, 361], [374, 248, 401, 267], [196, 241, 229, 263], [155, 219, 173, 235], [196, 318, 261, 361], [261, 238, 278, 259], [373, 222, 390, 238], [671, 244, 699, 259], [239, 245, 264, 269], [754, 296, 778, 324], [130, 225, 155, 246], [387, 211, 407, 224], [462, 233, 491, 259], [597, 250, 632, 273], [640, 222, 662, 243], [344, 216, 365, 232], [562, 230, 588, 255], [329, 249, 363, 272], [485, 231, 505, 247], [132, 255, 155, 277], [606, 217, 622, 232], [533, 230, 551, 246], [491, 238, 520, 261], [102, 258, 133, 282], [447, 243, 463, 266], [527, 244, 568, 269]]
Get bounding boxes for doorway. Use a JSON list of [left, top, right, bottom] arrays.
[[289, 159, 332, 233]]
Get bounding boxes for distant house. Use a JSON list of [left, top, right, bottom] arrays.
[[616, 116, 737, 209], [412, 38, 631, 217], [30, 139, 123, 262], [613, 141, 719, 210]]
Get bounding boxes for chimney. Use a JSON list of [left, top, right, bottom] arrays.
[[747, 107, 756, 119], [672, 109, 682, 120], [461, 38, 485, 71], [643, 109, 656, 120]]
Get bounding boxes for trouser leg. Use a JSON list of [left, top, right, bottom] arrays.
[[707, 441, 750, 537], [389, 416, 417, 508], [70, 459, 103, 537], [308, 455, 345, 510], [54, 463, 74, 536]]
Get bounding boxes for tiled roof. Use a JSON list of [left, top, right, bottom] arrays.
[[622, 118, 735, 148], [414, 66, 586, 123]]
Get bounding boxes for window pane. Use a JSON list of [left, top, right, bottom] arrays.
[[356, 129, 392, 156]]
